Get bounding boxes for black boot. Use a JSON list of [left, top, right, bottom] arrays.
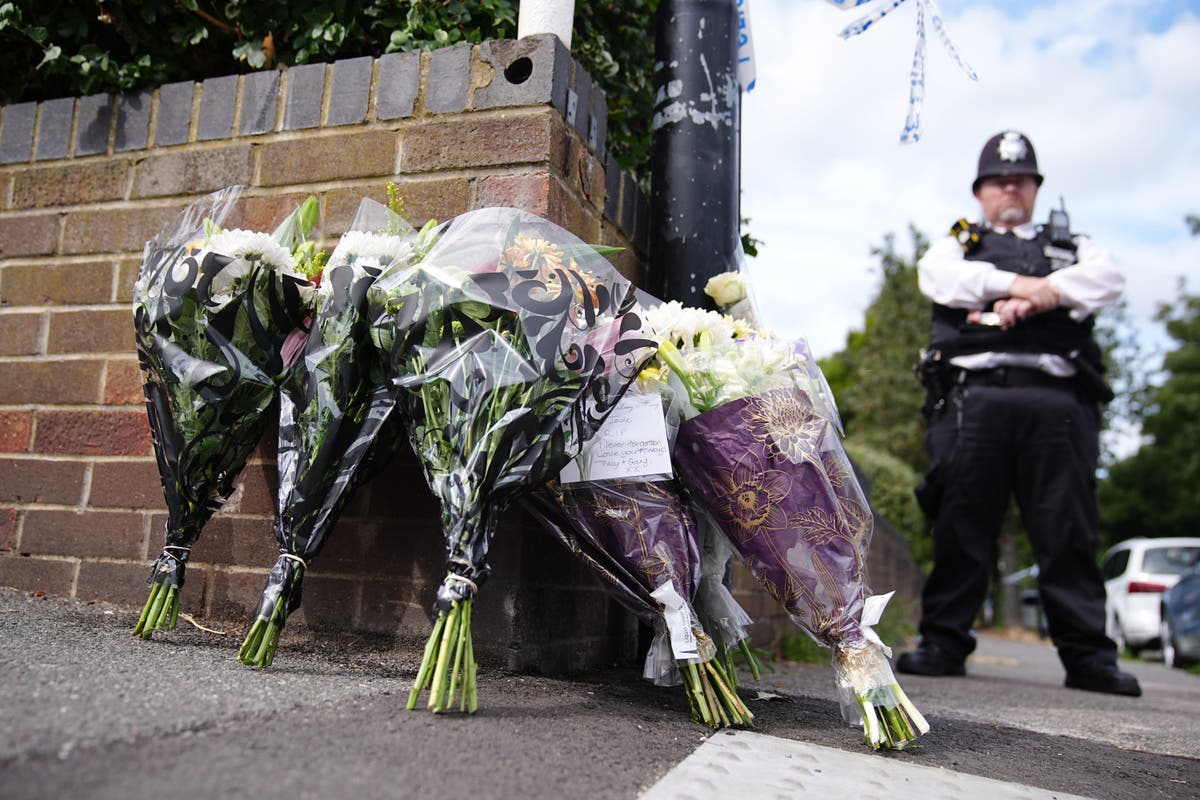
[[896, 642, 967, 676], [1064, 664, 1141, 697]]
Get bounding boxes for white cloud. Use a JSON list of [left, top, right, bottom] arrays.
[[740, 0, 1200, 359]]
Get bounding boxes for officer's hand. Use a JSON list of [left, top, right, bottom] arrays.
[[994, 298, 1036, 329], [1008, 276, 1060, 312]]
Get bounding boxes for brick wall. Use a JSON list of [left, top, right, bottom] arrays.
[[0, 35, 650, 672], [0, 34, 922, 671]]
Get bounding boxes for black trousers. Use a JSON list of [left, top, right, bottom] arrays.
[[917, 382, 1117, 672]]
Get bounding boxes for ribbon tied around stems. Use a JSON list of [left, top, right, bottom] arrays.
[[827, 0, 978, 143]]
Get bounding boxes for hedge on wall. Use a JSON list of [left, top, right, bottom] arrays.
[[0, 1, 657, 181]]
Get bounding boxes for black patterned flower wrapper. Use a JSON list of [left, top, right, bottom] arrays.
[[675, 385, 928, 749], [369, 207, 656, 713], [131, 186, 317, 638], [240, 199, 432, 668], [524, 475, 754, 727]]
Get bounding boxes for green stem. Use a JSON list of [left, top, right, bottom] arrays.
[[133, 581, 162, 637], [449, 605, 468, 708], [407, 611, 448, 710], [464, 604, 478, 713], [738, 638, 761, 681], [707, 661, 753, 726], [429, 602, 461, 711]]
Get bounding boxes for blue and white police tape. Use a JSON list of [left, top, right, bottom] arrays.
[[826, 0, 978, 144]]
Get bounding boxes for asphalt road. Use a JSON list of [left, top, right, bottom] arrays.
[[1, 587, 1197, 799]]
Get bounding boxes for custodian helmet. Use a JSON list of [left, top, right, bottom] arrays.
[[972, 130, 1044, 194]]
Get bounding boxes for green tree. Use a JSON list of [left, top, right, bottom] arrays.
[[818, 227, 931, 571], [1100, 282, 1200, 542], [1098, 215, 1200, 544], [822, 226, 930, 473]]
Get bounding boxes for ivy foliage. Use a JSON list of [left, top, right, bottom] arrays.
[[0, 1, 658, 179]]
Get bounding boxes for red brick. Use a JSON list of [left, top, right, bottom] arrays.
[[0, 360, 104, 404], [209, 567, 268, 621], [475, 172, 551, 217], [103, 359, 145, 406], [188, 514, 279, 567], [77, 559, 199, 611], [0, 508, 16, 551], [47, 308, 135, 354], [598, 221, 644, 284], [549, 130, 604, 214], [88, 459, 164, 509], [317, 516, 442, 576], [33, 410, 151, 456], [1, 261, 114, 306], [131, 145, 254, 199], [61, 204, 182, 256], [0, 312, 42, 356], [290, 573, 360, 631], [0, 411, 33, 453], [259, 131, 398, 187], [358, 577, 431, 634], [12, 160, 132, 209], [224, 192, 317, 234], [0, 554, 76, 595], [115, 257, 141, 303], [0, 214, 60, 257], [546, 178, 599, 243], [323, 178, 469, 236], [400, 110, 554, 172], [21, 508, 145, 558], [222, 462, 277, 515], [0, 458, 87, 504]]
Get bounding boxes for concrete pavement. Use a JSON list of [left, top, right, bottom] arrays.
[[2, 587, 1198, 799]]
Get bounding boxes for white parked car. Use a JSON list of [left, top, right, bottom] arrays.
[[1101, 537, 1200, 655]]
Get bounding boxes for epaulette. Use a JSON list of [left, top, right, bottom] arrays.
[[950, 218, 981, 254]]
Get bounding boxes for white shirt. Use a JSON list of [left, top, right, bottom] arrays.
[[916, 222, 1125, 374]]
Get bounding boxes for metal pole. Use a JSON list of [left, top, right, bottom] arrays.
[[649, 0, 741, 308]]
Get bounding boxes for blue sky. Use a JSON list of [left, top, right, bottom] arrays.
[[740, 0, 1200, 373]]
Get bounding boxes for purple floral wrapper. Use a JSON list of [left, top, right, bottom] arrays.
[[674, 386, 874, 650], [525, 477, 712, 683]]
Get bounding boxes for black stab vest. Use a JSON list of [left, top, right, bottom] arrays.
[[929, 226, 1103, 370]]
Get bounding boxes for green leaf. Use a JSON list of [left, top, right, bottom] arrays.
[[38, 45, 61, 68]]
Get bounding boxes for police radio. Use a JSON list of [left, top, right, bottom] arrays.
[[1048, 196, 1071, 246]]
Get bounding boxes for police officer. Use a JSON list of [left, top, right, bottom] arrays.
[[896, 130, 1140, 696]]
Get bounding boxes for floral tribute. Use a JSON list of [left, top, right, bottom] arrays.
[[131, 186, 319, 638], [523, 386, 755, 727], [368, 207, 656, 713], [239, 198, 435, 667], [645, 301, 929, 749]]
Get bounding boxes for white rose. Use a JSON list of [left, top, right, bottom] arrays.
[[704, 272, 747, 307]]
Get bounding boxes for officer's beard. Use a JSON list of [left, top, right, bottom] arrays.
[[994, 204, 1032, 227]]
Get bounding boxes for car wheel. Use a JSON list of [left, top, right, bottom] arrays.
[[1161, 617, 1178, 669]]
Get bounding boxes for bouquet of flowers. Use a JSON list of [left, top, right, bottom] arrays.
[[131, 187, 320, 637], [523, 385, 754, 728], [368, 207, 655, 713], [646, 301, 928, 750], [240, 197, 435, 667]]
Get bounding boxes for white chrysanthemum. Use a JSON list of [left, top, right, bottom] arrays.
[[329, 231, 414, 269], [640, 300, 735, 347], [206, 229, 299, 297]]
